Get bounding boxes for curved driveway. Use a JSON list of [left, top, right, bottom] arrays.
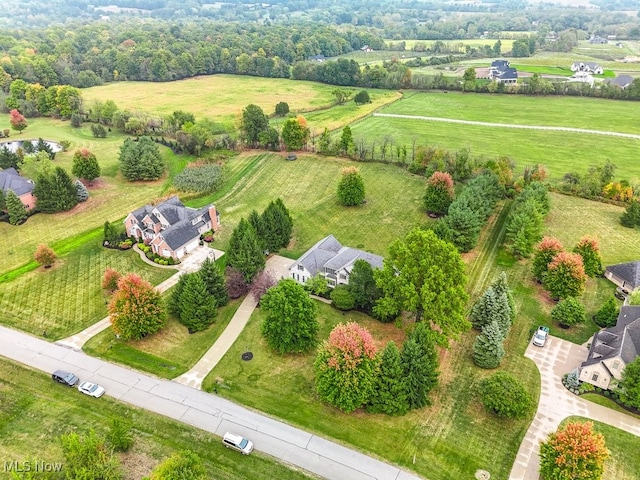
[[373, 113, 640, 140], [510, 336, 640, 480], [0, 325, 422, 480]]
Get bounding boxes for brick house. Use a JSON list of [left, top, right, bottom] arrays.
[[0, 168, 36, 210]]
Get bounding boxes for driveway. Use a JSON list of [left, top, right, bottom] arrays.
[[1, 325, 422, 480], [510, 336, 640, 479]]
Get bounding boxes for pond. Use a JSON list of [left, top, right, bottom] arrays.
[[0, 139, 63, 154]]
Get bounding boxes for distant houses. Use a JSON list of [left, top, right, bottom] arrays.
[[589, 35, 608, 44], [608, 75, 634, 89], [0, 168, 36, 210], [360, 45, 374, 53], [489, 59, 518, 84], [570, 61, 603, 75], [308, 54, 326, 62]]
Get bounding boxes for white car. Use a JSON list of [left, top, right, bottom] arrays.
[[532, 326, 549, 347], [222, 432, 254, 455], [78, 381, 105, 398]]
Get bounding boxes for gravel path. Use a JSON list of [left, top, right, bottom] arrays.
[[373, 113, 640, 140]]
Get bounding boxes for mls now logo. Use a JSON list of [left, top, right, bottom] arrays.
[[4, 461, 63, 473]]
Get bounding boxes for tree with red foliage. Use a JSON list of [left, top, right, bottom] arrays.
[[34, 244, 56, 268], [250, 269, 277, 303], [102, 268, 122, 292], [532, 237, 564, 283], [423, 171, 455, 216], [225, 267, 249, 299], [314, 322, 378, 413], [9, 109, 27, 133], [544, 251, 587, 300], [539, 421, 609, 480], [71, 148, 101, 185], [109, 274, 166, 340], [572, 236, 603, 278]]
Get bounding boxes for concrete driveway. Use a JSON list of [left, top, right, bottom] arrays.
[[510, 335, 640, 479]]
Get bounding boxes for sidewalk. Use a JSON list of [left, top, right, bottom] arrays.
[[174, 255, 293, 389], [56, 246, 223, 350]]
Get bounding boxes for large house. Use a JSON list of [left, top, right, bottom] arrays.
[[288, 235, 383, 287], [124, 196, 220, 260], [0, 168, 36, 210], [570, 61, 603, 75], [605, 261, 640, 294], [580, 306, 640, 390], [489, 60, 518, 84], [608, 75, 634, 89]]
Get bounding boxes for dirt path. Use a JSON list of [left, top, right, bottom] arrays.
[[373, 113, 640, 140]]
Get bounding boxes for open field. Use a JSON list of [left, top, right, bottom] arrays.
[[189, 152, 430, 257], [203, 301, 539, 480], [389, 38, 516, 52], [0, 236, 175, 340], [81, 75, 399, 131], [84, 297, 242, 378], [0, 359, 315, 480], [561, 417, 640, 480]]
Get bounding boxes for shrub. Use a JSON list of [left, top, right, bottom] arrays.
[[107, 418, 134, 452], [250, 269, 277, 303], [34, 243, 56, 267], [119, 239, 133, 250], [479, 371, 533, 419], [330, 285, 356, 310], [593, 297, 619, 328], [173, 164, 224, 194], [102, 268, 122, 291], [91, 124, 107, 138], [551, 297, 586, 328], [337, 166, 365, 206], [226, 267, 249, 299]]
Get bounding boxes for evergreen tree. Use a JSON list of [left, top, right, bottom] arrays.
[[400, 323, 439, 409], [6, 190, 27, 225], [505, 199, 544, 258], [490, 272, 515, 322], [227, 218, 266, 283], [273, 198, 293, 248], [0, 189, 5, 211], [337, 166, 365, 206], [620, 199, 640, 228], [75, 179, 89, 202], [119, 137, 164, 181], [368, 341, 408, 415], [593, 297, 619, 328], [472, 320, 505, 369], [0, 146, 20, 169], [34, 166, 78, 213], [199, 257, 228, 306], [339, 125, 354, 155], [169, 273, 191, 316], [103, 220, 121, 245], [248, 209, 267, 251], [178, 273, 217, 332], [348, 259, 380, 313]]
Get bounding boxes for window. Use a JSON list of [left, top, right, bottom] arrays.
[[592, 373, 599, 382], [297, 265, 304, 271], [613, 361, 620, 370]]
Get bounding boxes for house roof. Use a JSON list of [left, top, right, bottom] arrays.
[[609, 75, 633, 88], [581, 306, 640, 368], [497, 67, 518, 80], [289, 235, 383, 277], [0, 168, 34, 196], [606, 261, 640, 290]]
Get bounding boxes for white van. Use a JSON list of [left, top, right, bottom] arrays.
[[222, 432, 254, 455]]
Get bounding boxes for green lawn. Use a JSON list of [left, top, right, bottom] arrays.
[[389, 39, 516, 52], [84, 297, 242, 378], [561, 416, 640, 480], [189, 152, 430, 257], [0, 236, 175, 340], [0, 359, 315, 480]]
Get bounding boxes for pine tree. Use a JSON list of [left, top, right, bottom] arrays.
[[226, 218, 266, 283], [178, 273, 217, 333], [199, 258, 228, 307], [593, 297, 619, 328], [400, 323, 439, 410], [75, 179, 89, 202], [247, 209, 266, 251], [472, 320, 505, 369], [103, 220, 121, 245], [0, 189, 6, 211], [169, 273, 190, 316], [6, 190, 27, 225], [368, 341, 408, 415], [620, 200, 640, 228], [470, 286, 497, 330], [34, 166, 78, 213], [491, 272, 515, 322], [273, 198, 293, 248]]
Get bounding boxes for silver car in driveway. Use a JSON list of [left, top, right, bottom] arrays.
[[533, 326, 549, 347]]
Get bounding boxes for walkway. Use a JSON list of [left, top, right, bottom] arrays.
[[174, 255, 294, 389], [510, 336, 640, 479], [373, 113, 640, 141], [0, 326, 421, 480], [56, 246, 223, 350]]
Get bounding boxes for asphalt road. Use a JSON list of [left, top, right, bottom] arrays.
[[0, 325, 422, 480]]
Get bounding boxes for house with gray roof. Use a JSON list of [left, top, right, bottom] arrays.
[[580, 306, 640, 390], [605, 261, 640, 292], [124, 196, 220, 260], [0, 167, 36, 210], [288, 235, 383, 287], [570, 61, 603, 75], [489, 60, 518, 84], [608, 75, 634, 89]]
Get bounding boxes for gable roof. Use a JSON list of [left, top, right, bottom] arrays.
[[606, 261, 640, 290], [581, 306, 640, 367], [289, 235, 383, 277], [497, 67, 518, 80], [0, 168, 34, 196], [609, 75, 633, 88]]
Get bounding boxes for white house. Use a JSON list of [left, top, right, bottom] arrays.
[[124, 196, 220, 260], [288, 235, 383, 287], [570, 61, 603, 75]]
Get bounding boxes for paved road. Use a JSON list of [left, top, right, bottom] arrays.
[[1, 326, 422, 480], [510, 336, 640, 480], [373, 113, 640, 140]]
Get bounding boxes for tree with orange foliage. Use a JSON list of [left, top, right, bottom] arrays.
[[9, 109, 27, 133], [102, 268, 122, 292], [573, 236, 603, 277], [544, 251, 587, 300], [109, 274, 166, 340], [532, 237, 564, 283], [539, 421, 609, 480], [423, 171, 454, 216], [34, 244, 56, 268]]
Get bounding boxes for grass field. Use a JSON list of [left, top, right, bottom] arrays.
[[189, 152, 430, 257], [561, 416, 640, 480], [203, 301, 539, 480], [0, 359, 315, 480], [389, 38, 516, 52], [0, 236, 175, 340], [84, 297, 242, 378]]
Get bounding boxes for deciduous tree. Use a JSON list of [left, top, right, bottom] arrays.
[[241, 104, 269, 147], [274, 101, 289, 116], [9, 109, 27, 132], [330, 284, 356, 310], [472, 320, 505, 369], [226, 218, 265, 283], [539, 422, 609, 480], [423, 171, 454, 217], [315, 322, 377, 413], [60, 430, 123, 480], [250, 269, 277, 303], [618, 356, 640, 409], [479, 371, 532, 419], [620, 199, 640, 228], [102, 268, 122, 292], [6, 190, 27, 225], [109, 274, 167, 340], [374, 228, 470, 347], [593, 297, 619, 328], [337, 166, 365, 206], [339, 125, 354, 156], [281, 115, 309, 151], [545, 252, 587, 300], [225, 267, 249, 299], [551, 297, 586, 328], [348, 259, 380, 313], [34, 243, 56, 268], [573, 236, 603, 277], [353, 90, 371, 105], [532, 237, 564, 283], [71, 148, 101, 185], [261, 279, 318, 354], [368, 341, 408, 415]]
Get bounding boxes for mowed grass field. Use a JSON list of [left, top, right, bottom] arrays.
[[81, 74, 400, 131], [0, 359, 315, 480], [391, 38, 516, 51], [189, 152, 430, 257]]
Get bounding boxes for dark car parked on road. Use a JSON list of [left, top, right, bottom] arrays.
[[52, 369, 79, 386]]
